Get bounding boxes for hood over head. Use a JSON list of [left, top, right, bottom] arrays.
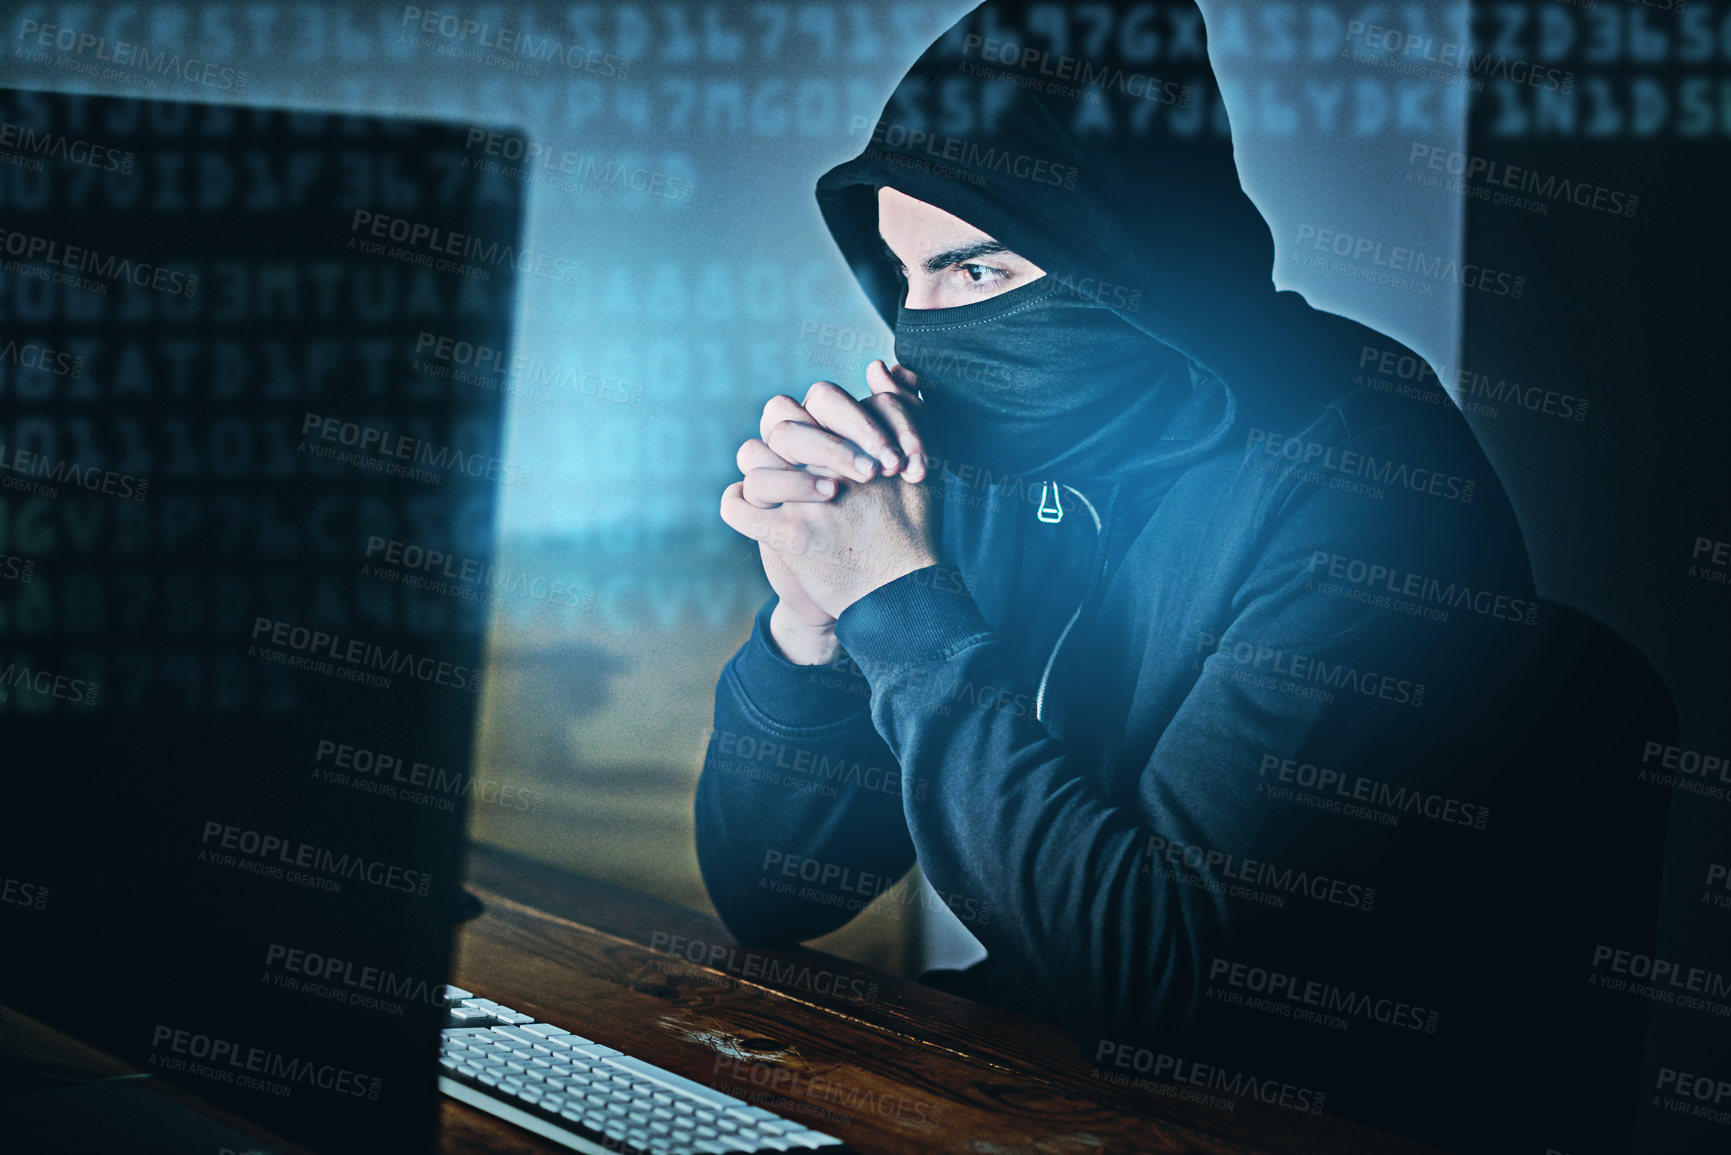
[[816, 0, 1398, 486]]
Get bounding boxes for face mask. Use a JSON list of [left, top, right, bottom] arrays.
[[894, 276, 1196, 485]]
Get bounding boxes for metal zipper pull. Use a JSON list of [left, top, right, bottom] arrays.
[[1037, 480, 1064, 524]]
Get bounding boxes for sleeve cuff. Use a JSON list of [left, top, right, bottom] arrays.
[[834, 567, 996, 668], [728, 596, 873, 727]]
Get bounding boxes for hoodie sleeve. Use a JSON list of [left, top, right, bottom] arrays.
[[831, 479, 1516, 1058], [694, 596, 918, 945]]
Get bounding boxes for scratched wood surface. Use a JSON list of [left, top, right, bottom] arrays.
[[443, 844, 1452, 1155], [0, 846, 1454, 1154]]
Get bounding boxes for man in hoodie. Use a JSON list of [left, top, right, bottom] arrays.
[[700, 3, 1668, 1152]]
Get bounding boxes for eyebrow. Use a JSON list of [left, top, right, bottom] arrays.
[[880, 234, 1014, 274]]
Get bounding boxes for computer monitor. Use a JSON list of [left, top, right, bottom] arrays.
[[0, 86, 523, 1153]]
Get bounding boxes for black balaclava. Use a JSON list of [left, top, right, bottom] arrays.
[[893, 274, 1197, 482], [815, 0, 1414, 496]]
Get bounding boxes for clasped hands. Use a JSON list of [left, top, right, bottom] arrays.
[[719, 360, 939, 662]]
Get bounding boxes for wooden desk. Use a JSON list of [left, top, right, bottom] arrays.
[[0, 843, 1452, 1154], [446, 844, 1450, 1155]]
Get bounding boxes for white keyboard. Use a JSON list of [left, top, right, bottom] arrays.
[[436, 986, 847, 1154]]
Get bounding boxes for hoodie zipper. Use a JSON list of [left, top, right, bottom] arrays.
[[1034, 483, 1104, 724]]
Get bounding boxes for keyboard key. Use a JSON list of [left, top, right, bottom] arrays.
[[487, 1026, 548, 1047], [603, 1056, 746, 1108], [445, 1006, 496, 1025], [440, 985, 473, 1002], [520, 1022, 568, 1036]]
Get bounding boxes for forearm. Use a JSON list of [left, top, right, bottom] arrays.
[[695, 597, 916, 945], [832, 568, 1399, 1050]]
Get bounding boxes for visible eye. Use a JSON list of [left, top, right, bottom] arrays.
[[955, 263, 1011, 291]]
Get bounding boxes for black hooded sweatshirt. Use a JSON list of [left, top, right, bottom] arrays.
[[696, 5, 1666, 1152]]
